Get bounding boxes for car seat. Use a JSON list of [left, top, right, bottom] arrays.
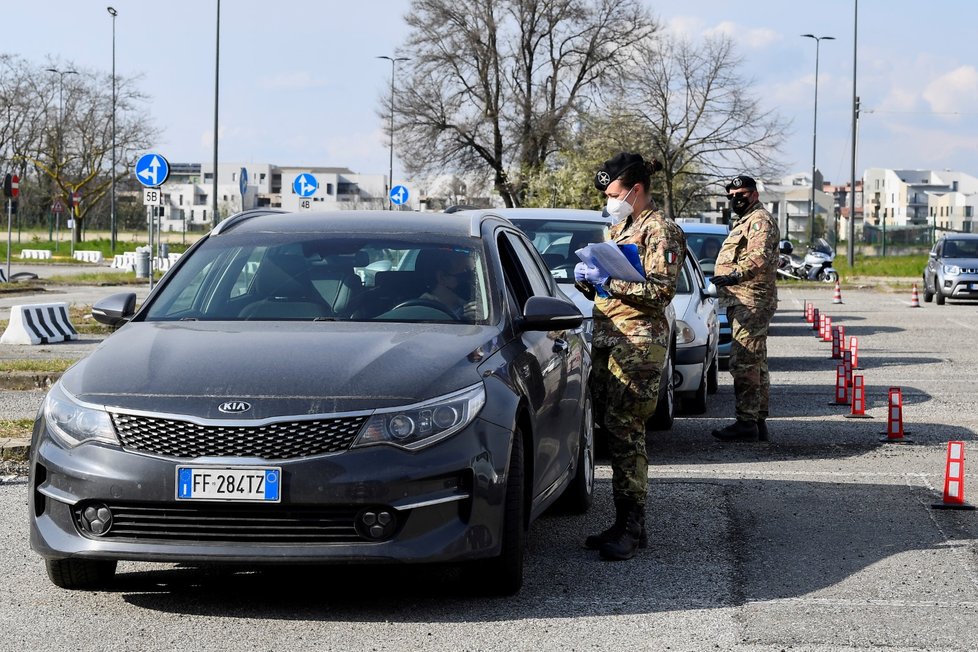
[[310, 253, 366, 318], [239, 253, 334, 320]]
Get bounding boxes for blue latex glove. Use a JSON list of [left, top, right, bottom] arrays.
[[574, 262, 588, 283], [583, 265, 609, 287]]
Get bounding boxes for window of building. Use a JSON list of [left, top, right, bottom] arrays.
[[204, 173, 213, 181], [260, 173, 266, 181], [231, 172, 236, 182], [327, 183, 334, 195], [179, 195, 184, 206]]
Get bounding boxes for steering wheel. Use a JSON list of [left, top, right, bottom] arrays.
[[391, 299, 460, 320]]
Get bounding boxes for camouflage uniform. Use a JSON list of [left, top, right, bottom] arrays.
[[588, 208, 686, 505], [713, 202, 780, 422]]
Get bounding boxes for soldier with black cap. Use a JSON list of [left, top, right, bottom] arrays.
[[710, 175, 780, 442], [574, 152, 686, 561]]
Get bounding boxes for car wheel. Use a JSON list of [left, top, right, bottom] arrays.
[[936, 283, 946, 305], [648, 351, 675, 431], [556, 389, 594, 514], [685, 364, 709, 415], [707, 355, 720, 395], [464, 427, 525, 596], [922, 276, 934, 302], [45, 558, 117, 590]]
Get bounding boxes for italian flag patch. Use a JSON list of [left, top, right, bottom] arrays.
[[666, 251, 676, 264]]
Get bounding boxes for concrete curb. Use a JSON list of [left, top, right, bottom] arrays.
[[0, 371, 62, 390], [0, 437, 30, 461]]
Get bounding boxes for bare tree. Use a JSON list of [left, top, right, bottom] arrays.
[[613, 33, 788, 219], [0, 55, 157, 241], [390, 0, 659, 207]]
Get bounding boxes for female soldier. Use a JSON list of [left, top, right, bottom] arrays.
[[574, 152, 686, 561]]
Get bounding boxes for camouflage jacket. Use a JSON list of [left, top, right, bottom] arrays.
[[591, 208, 686, 346], [714, 202, 780, 310]]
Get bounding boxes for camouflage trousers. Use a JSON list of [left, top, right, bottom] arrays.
[[727, 303, 776, 422], [591, 338, 666, 505]]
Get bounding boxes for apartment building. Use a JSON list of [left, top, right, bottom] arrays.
[[863, 168, 977, 232]]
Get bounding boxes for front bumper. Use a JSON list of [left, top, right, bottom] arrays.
[[29, 417, 513, 565], [675, 344, 707, 393], [943, 275, 978, 300]]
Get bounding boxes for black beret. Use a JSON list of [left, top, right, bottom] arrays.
[[725, 175, 757, 192], [594, 152, 645, 191]]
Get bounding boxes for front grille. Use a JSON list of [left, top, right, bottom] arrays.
[[111, 413, 368, 459], [74, 502, 367, 543]]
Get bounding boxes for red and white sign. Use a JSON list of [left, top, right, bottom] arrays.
[[51, 199, 65, 214], [9, 175, 18, 198], [71, 192, 81, 208]]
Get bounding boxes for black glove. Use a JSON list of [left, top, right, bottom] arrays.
[[711, 272, 741, 287]]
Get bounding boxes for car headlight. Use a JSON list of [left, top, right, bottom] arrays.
[[943, 264, 962, 275], [353, 383, 486, 451], [675, 319, 696, 345], [43, 383, 119, 448]]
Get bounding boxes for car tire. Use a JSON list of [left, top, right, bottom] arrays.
[[936, 283, 946, 305], [707, 356, 720, 395], [556, 389, 594, 514], [464, 427, 525, 596], [648, 351, 675, 431], [922, 276, 934, 303], [45, 558, 117, 590]]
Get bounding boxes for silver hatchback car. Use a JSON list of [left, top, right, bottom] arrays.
[[922, 234, 978, 305]]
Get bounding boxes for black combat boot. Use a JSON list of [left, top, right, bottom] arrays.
[[756, 419, 769, 441], [711, 419, 759, 442], [585, 498, 648, 550], [598, 499, 645, 561]]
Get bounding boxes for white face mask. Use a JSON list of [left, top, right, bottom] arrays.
[[606, 186, 635, 225]]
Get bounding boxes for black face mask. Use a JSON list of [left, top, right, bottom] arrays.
[[731, 195, 752, 216]]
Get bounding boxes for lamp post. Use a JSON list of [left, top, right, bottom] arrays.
[[801, 33, 834, 245], [107, 6, 118, 252], [212, 0, 221, 226], [377, 55, 409, 210], [847, 1, 859, 267], [46, 67, 78, 247]]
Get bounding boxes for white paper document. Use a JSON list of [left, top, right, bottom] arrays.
[[575, 242, 646, 283]]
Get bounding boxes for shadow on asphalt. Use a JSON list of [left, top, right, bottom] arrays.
[[108, 475, 977, 621]]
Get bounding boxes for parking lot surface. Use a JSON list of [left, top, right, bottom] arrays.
[[1, 284, 977, 651]]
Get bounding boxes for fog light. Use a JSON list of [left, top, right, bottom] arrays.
[[356, 508, 397, 540], [672, 370, 683, 388], [79, 502, 113, 536]]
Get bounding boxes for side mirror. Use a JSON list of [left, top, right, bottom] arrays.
[[520, 295, 584, 331], [92, 292, 137, 327], [703, 281, 718, 298]]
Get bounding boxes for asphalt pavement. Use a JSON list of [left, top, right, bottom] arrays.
[[2, 283, 978, 651]]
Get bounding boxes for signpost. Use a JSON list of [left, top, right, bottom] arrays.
[[3, 173, 18, 282], [135, 153, 170, 290], [293, 173, 318, 210], [390, 184, 409, 207], [239, 167, 248, 211]]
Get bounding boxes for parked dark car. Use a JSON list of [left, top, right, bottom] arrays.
[[922, 234, 978, 305], [29, 209, 594, 596]]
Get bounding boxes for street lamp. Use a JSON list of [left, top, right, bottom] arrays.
[[377, 55, 409, 210], [107, 6, 118, 252], [46, 67, 78, 247], [801, 34, 834, 245]]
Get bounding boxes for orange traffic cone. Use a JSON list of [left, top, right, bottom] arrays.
[[832, 280, 843, 304], [910, 283, 921, 308], [932, 441, 976, 510]]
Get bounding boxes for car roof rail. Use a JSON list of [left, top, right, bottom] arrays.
[[211, 208, 287, 236]]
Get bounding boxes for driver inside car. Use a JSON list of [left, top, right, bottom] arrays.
[[416, 248, 479, 320]]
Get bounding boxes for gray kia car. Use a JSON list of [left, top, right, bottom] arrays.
[[922, 233, 978, 305], [28, 209, 594, 595]]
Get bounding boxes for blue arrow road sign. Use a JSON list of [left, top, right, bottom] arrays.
[[390, 185, 409, 206], [293, 173, 318, 198], [135, 153, 170, 188]]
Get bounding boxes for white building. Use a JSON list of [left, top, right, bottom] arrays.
[[156, 162, 411, 231], [863, 168, 978, 232]]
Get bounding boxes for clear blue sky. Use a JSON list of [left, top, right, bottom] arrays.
[[6, 1, 978, 187]]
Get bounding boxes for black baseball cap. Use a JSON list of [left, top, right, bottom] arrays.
[[725, 175, 757, 192], [594, 152, 645, 191]]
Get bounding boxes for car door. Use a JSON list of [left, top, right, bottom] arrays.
[[497, 228, 581, 505]]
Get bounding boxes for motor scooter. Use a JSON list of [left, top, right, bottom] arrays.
[[777, 238, 839, 283]]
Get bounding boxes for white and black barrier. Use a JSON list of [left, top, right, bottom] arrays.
[[0, 302, 78, 345]]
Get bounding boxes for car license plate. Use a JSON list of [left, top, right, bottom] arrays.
[[971, 283, 978, 290], [176, 466, 281, 502]]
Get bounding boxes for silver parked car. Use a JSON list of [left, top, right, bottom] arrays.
[[679, 222, 731, 369], [922, 234, 978, 305]]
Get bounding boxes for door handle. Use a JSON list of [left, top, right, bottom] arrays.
[[552, 338, 569, 354]]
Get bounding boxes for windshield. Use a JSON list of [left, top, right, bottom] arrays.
[[508, 218, 609, 283], [943, 239, 978, 258], [683, 233, 726, 276], [143, 232, 490, 324], [812, 238, 834, 255]]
